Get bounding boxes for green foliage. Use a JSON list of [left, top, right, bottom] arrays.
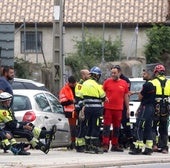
[[14, 57, 31, 78], [65, 32, 123, 77], [145, 25, 170, 63]]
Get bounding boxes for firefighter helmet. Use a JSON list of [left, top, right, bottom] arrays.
[[90, 66, 102, 75], [0, 92, 12, 102], [154, 64, 165, 74]]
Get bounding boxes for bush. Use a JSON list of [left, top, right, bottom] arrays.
[[65, 32, 123, 78], [145, 25, 170, 64]]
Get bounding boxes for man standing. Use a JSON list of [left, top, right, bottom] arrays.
[[151, 64, 170, 154], [129, 68, 156, 155], [115, 65, 134, 148], [0, 66, 14, 95], [59, 76, 77, 149], [80, 66, 105, 154], [75, 69, 90, 152], [102, 65, 129, 152]]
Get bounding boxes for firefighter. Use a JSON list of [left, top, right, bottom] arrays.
[[0, 92, 56, 154], [129, 68, 156, 155], [59, 76, 77, 149], [75, 69, 90, 152], [79, 66, 105, 154], [151, 64, 170, 154], [0, 128, 30, 155]]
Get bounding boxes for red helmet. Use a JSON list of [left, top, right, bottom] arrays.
[[154, 64, 165, 74]]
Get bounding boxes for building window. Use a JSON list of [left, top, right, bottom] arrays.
[[21, 31, 42, 53]]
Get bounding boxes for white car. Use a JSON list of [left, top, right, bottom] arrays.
[[12, 89, 71, 147], [129, 78, 144, 123], [12, 78, 48, 91]]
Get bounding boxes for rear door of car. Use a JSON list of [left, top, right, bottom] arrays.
[[35, 92, 71, 147]]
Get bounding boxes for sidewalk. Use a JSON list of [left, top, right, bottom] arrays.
[[0, 148, 170, 168]]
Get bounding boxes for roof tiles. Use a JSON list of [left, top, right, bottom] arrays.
[[0, 0, 168, 24], [64, 0, 168, 24], [0, 0, 54, 23]]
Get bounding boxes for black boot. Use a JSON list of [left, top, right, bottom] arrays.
[[129, 147, 142, 155], [84, 139, 93, 153], [91, 139, 104, 154], [35, 141, 50, 154], [11, 145, 30, 155], [142, 148, 153, 155]]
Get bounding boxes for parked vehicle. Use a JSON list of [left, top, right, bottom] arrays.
[[12, 89, 71, 147], [11, 78, 48, 91], [129, 78, 144, 123]]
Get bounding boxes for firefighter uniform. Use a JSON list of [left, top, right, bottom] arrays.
[[129, 78, 156, 155], [59, 76, 77, 149], [151, 75, 170, 153], [74, 79, 86, 152], [0, 92, 55, 154], [80, 74, 105, 154]]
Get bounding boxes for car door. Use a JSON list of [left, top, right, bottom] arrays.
[[43, 93, 71, 147]]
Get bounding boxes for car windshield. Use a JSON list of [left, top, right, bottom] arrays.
[[130, 80, 145, 101]]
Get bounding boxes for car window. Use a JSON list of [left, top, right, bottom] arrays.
[[13, 95, 31, 111], [45, 93, 64, 114], [130, 81, 145, 101], [34, 93, 52, 112], [12, 82, 26, 89]]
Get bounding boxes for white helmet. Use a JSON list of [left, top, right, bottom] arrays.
[[0, 92, 12, 102]]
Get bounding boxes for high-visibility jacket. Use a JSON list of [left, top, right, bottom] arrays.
[[151, 75, 170, 96], [75, 79, 84, 99], [59, 83, 75, 112], [0, 106, 22, 129], [80, 79, 105, 106]]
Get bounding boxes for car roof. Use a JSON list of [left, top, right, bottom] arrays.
[[129, 77, 144, 82], [13, 89, 49, 95], [14, 78, 45, 87], [12, 78, 48, 91]]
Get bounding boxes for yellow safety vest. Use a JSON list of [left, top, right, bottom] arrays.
[[81, 79, 105, 99], [0, 108, 13, 123], [151, 76, 170, 96]]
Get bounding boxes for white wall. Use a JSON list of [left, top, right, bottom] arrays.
[[14, 27, 53, 64], [14, 26, 149, 64], [63, 26, 148, 59]]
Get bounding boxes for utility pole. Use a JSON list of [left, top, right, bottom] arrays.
[[53, 0, 64, 95]]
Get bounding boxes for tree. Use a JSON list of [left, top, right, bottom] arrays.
[[65, 32, 123, 78], [145, 25, 170, 64]]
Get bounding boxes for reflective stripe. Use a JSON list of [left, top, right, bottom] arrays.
[[85, 104, 103, 107], [84, 99, 102, 103], [155, 97, 169, 102], [16, 123, 20, 128]]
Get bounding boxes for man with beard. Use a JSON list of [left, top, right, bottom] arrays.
[[0, 66, 14, 96], [102, 65, 130, 152], [129, 68, 156, 155]]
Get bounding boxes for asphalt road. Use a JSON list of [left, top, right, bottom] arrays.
[[0, 148, 170, 168]]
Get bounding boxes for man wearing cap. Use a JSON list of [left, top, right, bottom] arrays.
[[129, 68, 156, 155]]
